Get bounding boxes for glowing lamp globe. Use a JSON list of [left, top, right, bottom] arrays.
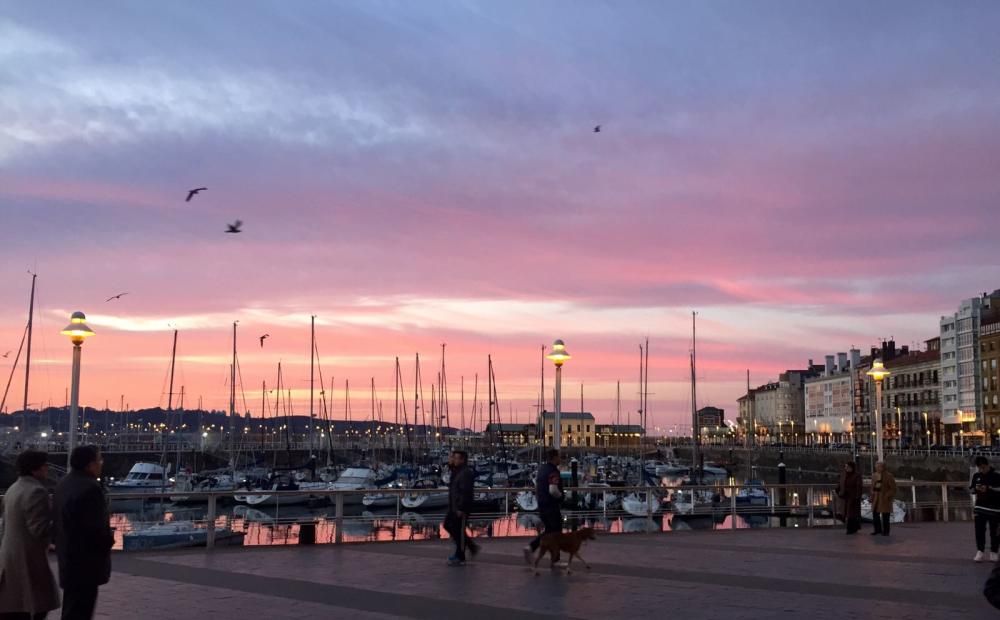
[[866, 359, 890, 382], [60, 311, 95, 345], [545, 339, 571, 367]]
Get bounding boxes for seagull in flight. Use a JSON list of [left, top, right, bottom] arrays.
[[186, 187, 207, 202], [2, 351, 10, 358], [225, 220, 243, 234], [259, 334, 270, 348], [593, 125, 601, 133], [105, 292, 129, 302]]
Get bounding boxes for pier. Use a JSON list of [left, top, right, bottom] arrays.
[[101, 522, 993, 619]]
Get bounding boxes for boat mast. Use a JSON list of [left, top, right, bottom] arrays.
[[644, 337, 650, 439], [440, 343, 449, 432], [691, 311, 700, 479], [616, 380, 621, 459], [230, 321, 237, 474], [310, 315, 316, 455], [167, 329, 178, 411], [22, 272, 36, 431]]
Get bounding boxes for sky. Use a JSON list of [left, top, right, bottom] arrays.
[[1, 1, 999, 431]]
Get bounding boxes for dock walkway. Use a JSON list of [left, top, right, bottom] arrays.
[[99, 522, 995, 619]]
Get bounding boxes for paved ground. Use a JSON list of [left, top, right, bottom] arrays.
[[86, 522, 997, 619]]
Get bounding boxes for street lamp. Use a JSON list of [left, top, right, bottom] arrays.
[[60, 311, 95, 468], [866, 359, 890, 462], [545, 339, 571, 450]]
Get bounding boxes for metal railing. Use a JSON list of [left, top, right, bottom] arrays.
[[81, 480, 976, 550]]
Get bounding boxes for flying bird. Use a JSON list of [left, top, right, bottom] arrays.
[[105, 292, 129, 302], [2, 351, 10, 358], [259, 334, 270, 348], [186, 187, 207, 202], [593, 125, 601, 133], [225, 220, 243, 234]]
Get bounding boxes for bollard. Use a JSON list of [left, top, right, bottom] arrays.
[[646, 492, 654, 531], [335, 493, 344, 544], [731, 485, 738, 530], [778, 455, 787, 528], [206, 494, 217, 550], [941, 484, 949, 522]]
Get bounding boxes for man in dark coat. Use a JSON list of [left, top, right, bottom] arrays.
[[53, 446, 113, 620], [837, 461, 862, 535], [443, 450, 479, 566], [523, 449, 564, 563]]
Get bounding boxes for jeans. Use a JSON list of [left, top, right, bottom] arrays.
[[529, 508, 563, 551], [872, 512, 891, 536], [60, 584, 98, 620], [443, 511, 477, 560], [976, 511, 1000, 552]]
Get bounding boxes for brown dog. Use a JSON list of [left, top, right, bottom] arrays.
[[533, 527, 596, 575]]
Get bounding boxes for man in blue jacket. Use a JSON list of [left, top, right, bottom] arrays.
[[971, 456, 1000, 562]]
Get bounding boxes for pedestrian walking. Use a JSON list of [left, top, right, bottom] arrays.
[[443, 450, 479, 566], [523, 449, 563, 564], [0, 450, 60, 620], [870, 461, 897, 537], [53, 446, 113, 620], [837, 461, 862, 535], [971, 456, 1000, 562]]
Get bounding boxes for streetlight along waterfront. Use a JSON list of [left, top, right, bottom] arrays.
[[866, 359, 890, 463], [545, 339, 570, 449], [60, 311, 95, 468]]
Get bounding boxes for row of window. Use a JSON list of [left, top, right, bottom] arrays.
[[890, 370, 939, 388], [545, 424, 592, 433]]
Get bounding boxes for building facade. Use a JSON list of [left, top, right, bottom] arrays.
[[803, 351, 859, 443], [538, 411, 596, 448], [982, 316, 1000, 439], [940, 291, 1000, 445], [596, 424, 643, 448], [696, 406, 725, 429], [742, 366, 821, 443], [484, 423, 537, 446], [884, 339, 941, 447]]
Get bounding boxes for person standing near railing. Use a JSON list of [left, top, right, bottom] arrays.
[[871, 462, 897, 537], [53, 446, 113, 620], [970, 456, 1000, 562], [837, 461, 862, 535]]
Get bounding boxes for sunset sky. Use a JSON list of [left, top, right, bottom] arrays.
[[2, 1, 998, 431]]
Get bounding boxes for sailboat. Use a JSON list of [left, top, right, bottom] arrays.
[[621, 340, 664, 518]]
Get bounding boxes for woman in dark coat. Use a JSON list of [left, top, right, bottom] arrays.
[[837, 461, 863, 534]]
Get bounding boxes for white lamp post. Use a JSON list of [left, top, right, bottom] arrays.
[[866, 360, 890, 463], [545, 339, 571, 449], [60, 311, 95, 468]]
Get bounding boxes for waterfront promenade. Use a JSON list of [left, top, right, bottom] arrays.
[[97, 522, 994, 619]]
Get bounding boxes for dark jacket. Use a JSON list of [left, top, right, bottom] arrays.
[[536, 462, 563, 512], [54, 471, 114, 588], [447, 464, 475, 515], [837, 470, 863, 520], [971, 468, 1000, 513]]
